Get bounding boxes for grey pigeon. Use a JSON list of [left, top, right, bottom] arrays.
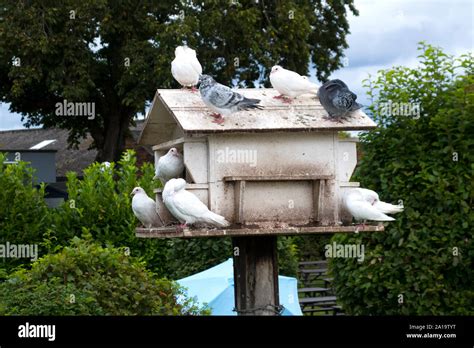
[[131, 187, 162, 228], [317, 79, 362, 120], [153, 147, 184, 186], [198, 74, 263, 124]]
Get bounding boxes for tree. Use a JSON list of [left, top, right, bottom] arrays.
[[330, 43, 474, 315], [0, 0, 358, 161]]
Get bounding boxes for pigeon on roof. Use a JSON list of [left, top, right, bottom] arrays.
[[317, 79, 362, 121], [270, 65, 319, 103], [198, 74, 263, 124], [171, 46, 202, 91]]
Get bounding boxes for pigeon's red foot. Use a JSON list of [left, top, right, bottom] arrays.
[[176, 223, 188, 232], [210, 113, 225, 124], [190, 86, 198, 93], [355, 223, 367, 233], [273, 95, 292, 103]]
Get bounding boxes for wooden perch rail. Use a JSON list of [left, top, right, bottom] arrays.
[[135, 224, 385, 239]]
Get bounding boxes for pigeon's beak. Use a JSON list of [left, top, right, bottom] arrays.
[[130, 191, 134, 196]]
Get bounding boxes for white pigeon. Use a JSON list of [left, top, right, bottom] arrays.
[[269, 65, 319, 102], [154, 148, 184, 186], [171, 46, 202, 90], [131, 187, 162, 228], [343, 188, 404, 223], [162, 178, 230, 228]]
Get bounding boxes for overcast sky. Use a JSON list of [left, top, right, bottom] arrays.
[[1, 0, 472, 130]]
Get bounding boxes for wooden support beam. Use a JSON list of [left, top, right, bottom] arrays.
[[232, 236, 280, 316], [312, 180, 321, 222], [234, 180, 246, 223]]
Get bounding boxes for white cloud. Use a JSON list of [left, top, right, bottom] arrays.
[[309, 0, 473, 105]]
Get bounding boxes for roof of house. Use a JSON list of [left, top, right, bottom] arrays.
[[0, 127, 96, 177], [0, 120, 150, 177], [138, 88, 377, 145]]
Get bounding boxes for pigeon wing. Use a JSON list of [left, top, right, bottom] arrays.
[[172, 190, 213, 220], [208, 83, 245, 109], [346, 198, 395, 221], [189, 55, 202, 75], [284, 71, 318, 93]]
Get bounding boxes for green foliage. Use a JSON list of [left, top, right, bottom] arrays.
[[0, 153, 50, 272], [330, 43, 474, 315], [294, 234, 331, 261], [164, 237, 232, 280], [277, 237, 299, 277], [50, 150, 170, 276], [0, 235, 207, 315], [0, 147, 299, 291], [0, 1, 357, 161]]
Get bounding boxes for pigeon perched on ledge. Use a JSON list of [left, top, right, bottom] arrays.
[[154, 147, 184, 186], [270, 65, 319, 103], [131, 187, 162, 228], [317, 79, 362, 120], [198, 74, 263, 124], [163, 178, 230, 228], [171, 46, 202, 91], [343, 188, 404, 225]]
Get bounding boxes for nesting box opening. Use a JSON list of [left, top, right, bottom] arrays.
[[138, 88, 384, 238]]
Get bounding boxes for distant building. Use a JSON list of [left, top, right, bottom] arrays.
[[0, 121, 152, 207]]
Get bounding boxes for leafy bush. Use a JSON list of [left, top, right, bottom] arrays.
[[277, 237, 299, 277], [293, 235, 331, 261], [0, 235, 207, 315], [330, 43, 474, 315], [0, 153, 50, 273], [0, 148, 299, 284], [49, 150, 170, 276]]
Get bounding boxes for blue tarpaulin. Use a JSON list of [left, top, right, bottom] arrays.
[[177, 258, 303, 315]]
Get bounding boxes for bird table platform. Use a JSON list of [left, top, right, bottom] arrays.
[[137, 88, 381, 315]]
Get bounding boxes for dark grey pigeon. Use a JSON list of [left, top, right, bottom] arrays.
[[317, 79, 362, 120], [198, 74, 262, 124]]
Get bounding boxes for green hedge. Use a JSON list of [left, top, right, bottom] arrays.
[[48, 150, 171, 276], [0, 235, 207, 315], [0, 149, 298, 282], [330, 43, 474, 315], [0, 153, 51, 274]]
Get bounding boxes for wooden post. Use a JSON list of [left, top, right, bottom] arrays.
[[232, 236, 281, 316]]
